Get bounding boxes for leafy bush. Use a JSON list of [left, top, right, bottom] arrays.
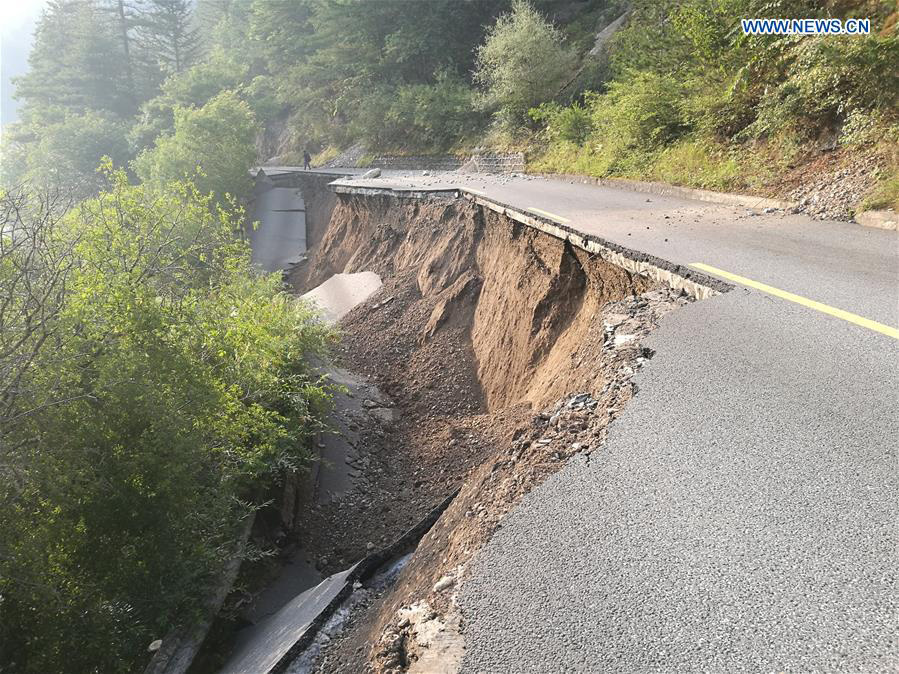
[[244, 74, 285, 125], [475, 0, 577, 132], [134, 91, 256, 201], [530, 100, 594, 144], [129, 49, 253, 154], [351, 74, 483, 151], [749, 35, 899, 138], [588, 71, 690, 174], [0, 167, 333, 673], [1, 112, 131, 197]]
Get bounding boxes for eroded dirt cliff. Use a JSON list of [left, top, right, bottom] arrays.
[[285, 193, 690, 672]]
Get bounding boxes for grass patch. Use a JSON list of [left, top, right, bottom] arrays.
[[529, 141, 612, 176], [860, 169, 899, 211], [312, 146, 339, 165], [649, 140, 741, 192], [531, 138, 745, 193]]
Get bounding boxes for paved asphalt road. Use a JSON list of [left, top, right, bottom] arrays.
[[249, 183, 308, 272], [262, 169, 898, 672]]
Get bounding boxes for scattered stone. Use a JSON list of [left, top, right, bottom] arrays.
[[148, 639, 163, 653]]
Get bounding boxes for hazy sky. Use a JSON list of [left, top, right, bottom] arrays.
[[1, 0, 47, 126]]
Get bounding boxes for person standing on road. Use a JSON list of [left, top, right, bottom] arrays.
[[303, 150, 312, 170]]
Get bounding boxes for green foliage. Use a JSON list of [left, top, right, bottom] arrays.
[[0, 167, 333, 673], [475, 0, 577, 132], [650, 140, 742, 190], [134, 91, 256, 201], [861, 139, 899, 211], [134, 0, 201, 75], [748, 34, 899, 137], [247, 0, 316, 72], [129, 47, 252, 151], [589, 72, 690, 173], [244, 74, 285, 125], [860, 171, 899, 212], [161, 46, 249, 106], [531, 0, 898, 204], [9, 0, 211, 191], [354, 74, 483, 152], [14, 0, 136, 118], [671, 0, 746, 66], [266, 0, 506, 151], [1, 111, 131, 197], [530, 100, 594, 144]]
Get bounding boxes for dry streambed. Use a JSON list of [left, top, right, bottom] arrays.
[[274, 192, 693, 672]]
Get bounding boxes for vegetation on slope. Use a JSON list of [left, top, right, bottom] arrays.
[[529, 0, 898, 208], [1, 2, 338, 669], [3, 0, 895, 206], [0, 165, 334, 672]]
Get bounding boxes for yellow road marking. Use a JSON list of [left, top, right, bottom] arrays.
[[690, 262, 899, 340], [527, 206, 570, 223]]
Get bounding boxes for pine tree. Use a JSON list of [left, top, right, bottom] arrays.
[[14, 0, 135, 118], [133, 0, 201, 75]]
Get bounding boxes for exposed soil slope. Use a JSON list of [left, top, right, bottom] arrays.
[[286, 193, 689, 672]]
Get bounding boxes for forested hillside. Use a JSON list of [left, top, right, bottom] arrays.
[[2, 0, 896, 212], [531, 0, 898, 214]]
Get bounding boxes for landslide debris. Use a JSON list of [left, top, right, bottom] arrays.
[[286, 193, 691, 673]]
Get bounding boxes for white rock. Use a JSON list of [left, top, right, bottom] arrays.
[[433, 575, 455, 592]]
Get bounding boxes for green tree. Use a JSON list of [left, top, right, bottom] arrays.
[[353, 74, 482, 151], [1, 111, 132, 197], [14, 0, 136, 118], [475, 0, 577, 131], [0, 168, 332, 673], [263, 0, 506, 149], [128, 46, 251, 151], [134, 91, 256, 201], [134, 0, 201, 75]]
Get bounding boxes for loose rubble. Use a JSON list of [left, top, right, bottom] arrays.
[[785, 151, 887, 221]]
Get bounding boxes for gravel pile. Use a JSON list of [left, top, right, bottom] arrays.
[[789, 153, 885, 221], [321, 143, 368, 169]]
